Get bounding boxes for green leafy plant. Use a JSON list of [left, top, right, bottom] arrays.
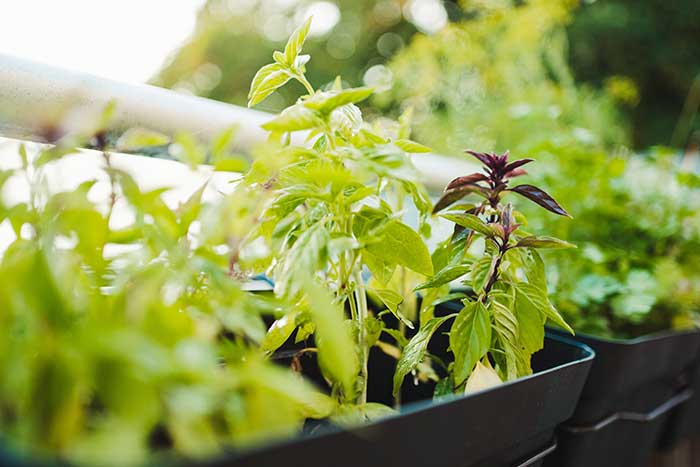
[[520, 143, 700, 337], [0, 125, 332, 466], [394, 150, 575, 395], [383, 1, 629, 156], [245, 18, 434, 411]]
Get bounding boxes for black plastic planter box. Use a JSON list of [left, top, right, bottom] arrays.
[[197, 332, 593, 467], [201, 294, 594, 467], [659, 348, 700, 448], [0, 321, 594, 467], [544, 328, 700, 467]]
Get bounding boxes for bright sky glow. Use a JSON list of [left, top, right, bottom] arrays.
[[0, 0, 205, 83]]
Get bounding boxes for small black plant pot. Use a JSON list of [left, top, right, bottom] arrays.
[[544, 327, 700, 467]]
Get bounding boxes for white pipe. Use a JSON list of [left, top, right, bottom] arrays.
[[0, 53, 271, 148], [0, 54, 476, 190]]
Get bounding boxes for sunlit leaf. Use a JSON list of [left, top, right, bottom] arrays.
[[304, 88, 373, 114], [262, 103, 321, 132], [393, 139, 431, 153], [305, 279, 359, 400], [464, 361, 502, 394], [248, 63, 293, 107], [514, 235, 575, 249], [284, 17, 313, 65], [365, 220, 433, 276]]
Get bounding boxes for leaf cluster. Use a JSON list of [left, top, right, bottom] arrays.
[[0, 132, 331, 466]]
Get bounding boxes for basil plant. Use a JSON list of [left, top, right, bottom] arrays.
[[245, 18, 435, 411], [395, 150, 575, 395]]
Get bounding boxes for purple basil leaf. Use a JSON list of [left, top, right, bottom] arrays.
[[446, 173, 488, 190], [509, 184, 571, 217], [433, 185, 486, 214], [502, 158, 533, 174], [465, 150, 494, 167], [504, 168, 527, 179]]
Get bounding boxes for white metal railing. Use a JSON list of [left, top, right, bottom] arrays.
[[0, 54, 476, 191]]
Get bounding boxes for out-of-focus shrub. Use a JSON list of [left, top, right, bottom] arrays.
[[567, 0, 700, 149], [383, 0, 630, 155], [522, 143, 700, 337]]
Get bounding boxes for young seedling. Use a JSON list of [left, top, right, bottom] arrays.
[[394, 150, 575, 395], [246, 18, 434, 412]]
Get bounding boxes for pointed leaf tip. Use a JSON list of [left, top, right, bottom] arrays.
[[509, 184, 571, 217], [446, 173, 488, 190], [464, 150, 493, 167], [502, 158, 534, 174]]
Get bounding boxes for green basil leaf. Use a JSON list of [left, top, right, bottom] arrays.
[[515, 282, 573, 334], [304, 88, 373, 114], [394, 139, 431, 153], [247, 63, 293, 107], [449, 301, 491, 385], [440, 212, 494, 237], [330, 403, 395, 427], [262, 103, 321, 132], [352, 206, 390, 240], [520, 249, 547, 291], [415, 264, 470, 291], [284, 17, 313, 65], [261, 309, 301, 354], [365, 220, 433, 276], [491, 299, 522, 380], [373, 288, 413, 329], [363, 249, 396, 285], [515, 236, 576, 249], [433, 377, 454, 399], [305, 279, 358, 400], [471, 255, 495, 293], [274, 222, 329, 298], [393, 314, 456, 395], [242, 361, 336, 419]]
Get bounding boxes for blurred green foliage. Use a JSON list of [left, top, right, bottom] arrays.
[[521, 143, 700, 337], [567, 0, 700, 149], [384, 0, 630, 154], [155, 0, 700, 151], [0, 133, 332, 465], [152, 0, 700, 339], [153, 0, 441, 113]]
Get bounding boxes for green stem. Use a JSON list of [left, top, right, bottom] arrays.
[[297, 74, 315, 96], [354, 268, 369, 405], [395, 267, 407, 409]]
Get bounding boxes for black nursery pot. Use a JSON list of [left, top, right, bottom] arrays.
[[199, 301, 594, 467], [544, 327, 700, 467]]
